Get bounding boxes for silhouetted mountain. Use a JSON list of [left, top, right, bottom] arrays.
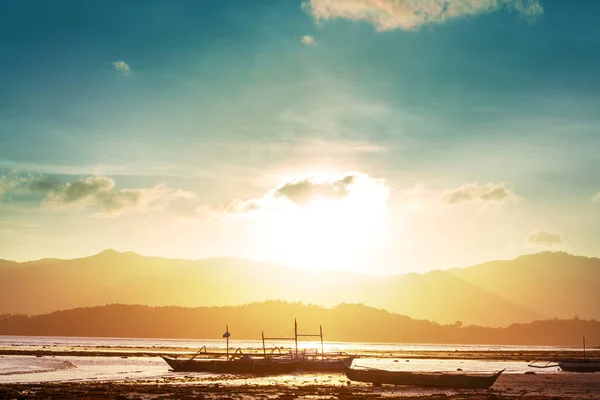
[[0, 302, 598, 347], [449, 252, 600, 322], [0, 250, 597, 327]]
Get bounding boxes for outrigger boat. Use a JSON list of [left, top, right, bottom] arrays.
[[161, 353, 300, 374], [342, 361, 504, 389], [161, 325, 301, 374], [557, 359, 600, 373], [529, 337, 600, 373], [261, 319, 355, 372]]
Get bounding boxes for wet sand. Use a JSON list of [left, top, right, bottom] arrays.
[[1, 372, 599, 399], [1, 347, 599, 399]]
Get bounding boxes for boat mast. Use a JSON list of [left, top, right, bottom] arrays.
[[294, 318, 298, 358], [320, 325, 324, 359], [583, 336, 586, 360], [223, 325, 230, 360], [262, 331, 266, 357]]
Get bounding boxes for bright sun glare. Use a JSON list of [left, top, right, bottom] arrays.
[[258, 172, 389, 272]]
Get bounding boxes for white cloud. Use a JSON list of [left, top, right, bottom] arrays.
[[302, 0, 543, 31], [527, 230, 563, 248], [112, 60, 131, 76], [441, 182, 518, 205], [593, 191, 600, 202], [226, 172, 388, 215], [300, 35, 317, 45], [42, 176, 197, 216]]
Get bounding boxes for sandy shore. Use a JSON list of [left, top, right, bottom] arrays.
[[1, 347, 599, 399], [1, 372, 599, 399]]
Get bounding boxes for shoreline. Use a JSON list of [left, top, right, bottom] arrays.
[[1, 372, 600, 399], [2, 348, 599, 399], [1, 346, 597, 362]]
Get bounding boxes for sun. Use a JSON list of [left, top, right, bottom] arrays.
[[258, 172, 389, 272]]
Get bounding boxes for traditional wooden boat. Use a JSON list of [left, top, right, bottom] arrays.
[[343, 361, 504, 389], [557, 359, 600, 373], [161, 354, 301, 374], [161, 325, 301, 374], [529, 337, 600, 373], [299, 354, 356, 372]]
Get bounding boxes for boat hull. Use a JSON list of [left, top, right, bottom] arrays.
[[558, 360, 600, 373], [162, 356, 301, 374], [343, 362, 503, 389], [299, 356, 355, 372]]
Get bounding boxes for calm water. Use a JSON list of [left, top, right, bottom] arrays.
[[0, 335, 568, 383]]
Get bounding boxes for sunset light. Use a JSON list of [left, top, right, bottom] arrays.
[[2, 0, 600, 398], [256, 172, 390, 271]]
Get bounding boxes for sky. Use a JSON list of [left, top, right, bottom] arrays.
[[1, 0, 599, 274]]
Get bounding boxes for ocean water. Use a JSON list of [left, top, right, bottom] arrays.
[[0, 336, 567, 383]]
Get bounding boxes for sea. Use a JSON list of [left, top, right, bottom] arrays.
[[0, 335, 571, 384]]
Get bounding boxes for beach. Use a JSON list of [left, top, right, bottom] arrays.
[[1, 372, 599, 399], [1, 337, 599, 399]]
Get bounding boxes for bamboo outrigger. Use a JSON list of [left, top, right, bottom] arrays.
[[528, 336, 600, 373], [161, 325, 300, 374], [261, 319, 355, 372]]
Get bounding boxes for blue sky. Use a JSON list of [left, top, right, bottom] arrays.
[[1, 0, 599, 273]]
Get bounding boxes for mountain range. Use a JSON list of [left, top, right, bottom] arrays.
[[1, 302, 598, 347], [1, 250, 598, 327]]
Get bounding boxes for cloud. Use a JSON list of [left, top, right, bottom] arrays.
[[527, 230, 563, 248], [274, 174, 357, 205], [29, 176, 61, 191], [593, 191, 600, 202], [441, 182, 518, 205], [0, 175, 28, 199], [42, 176, 196, 215], [302, 0, 543, 31], [112, 60, 131, 76], [225, 198, 264, 214], [300, 35, 317, 45], [226, 172, 388, 215]]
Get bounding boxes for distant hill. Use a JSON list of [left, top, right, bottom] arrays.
[[0, 302, 598, 347], [0, 250, 598, 327], [449, 252, 600, 322]]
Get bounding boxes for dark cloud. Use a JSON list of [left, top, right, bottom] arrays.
[[30, 176, 61, 191], [49, 176, 115, 205]]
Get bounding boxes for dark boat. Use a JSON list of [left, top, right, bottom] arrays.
[[529, 337, 600, 373], [558, 337, 600, 372], [342, 361, 504, 389], [161, 325, 301, 374], [557, 359, 600, 373], [161, 354, 301, 374], [299, 354, 356, 372]]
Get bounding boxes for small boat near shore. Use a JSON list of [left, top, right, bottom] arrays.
[[299, 352, 355, 372], [161, 354, 301, 374], [342, 361, 504, 389], [161, 325, 301, 374], [557, 359, 600, 373], [529, 337, 600, 373]]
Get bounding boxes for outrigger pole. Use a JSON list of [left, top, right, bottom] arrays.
[[261, 319, 325, 359]]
